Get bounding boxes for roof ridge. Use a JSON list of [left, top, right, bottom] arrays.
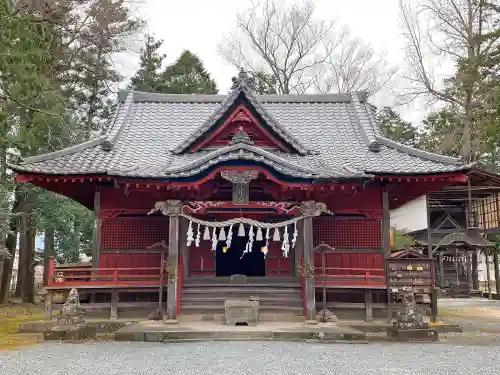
[[129, 90, 353, 104], [350, 93, 381, 152], [101, 92, 134, 151], [163, 143, 317, 175], [375, 135, 464, 165], [19, 137, 105, 165]]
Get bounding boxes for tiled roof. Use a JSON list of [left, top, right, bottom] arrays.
[[10, 85, 468, 181]]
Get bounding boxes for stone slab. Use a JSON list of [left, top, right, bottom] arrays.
[[386, 328, 439, 342], [114, 321, 367, 343]]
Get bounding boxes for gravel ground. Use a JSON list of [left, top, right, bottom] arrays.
[[1, 341, 500, 375]]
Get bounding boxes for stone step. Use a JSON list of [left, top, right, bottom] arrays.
[[114, 323, 367, 342], [182, 287, 301, 295], [179, 313, 304, 322], [183, 277, 299, 283], [181, 304, 303, 313], [181, 296, 302, 304], [181, 304, 303, 311], [182, 283, 300, 288]]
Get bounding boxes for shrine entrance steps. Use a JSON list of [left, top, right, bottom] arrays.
[[180, 276, 304, 322]]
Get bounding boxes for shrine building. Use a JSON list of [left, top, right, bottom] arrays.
[[11, 70, 475, 322]]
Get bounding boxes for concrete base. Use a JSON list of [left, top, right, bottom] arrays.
[[114, 320, 367, 343], [386, 327, 439, 342], [44, 323, 97, 341]]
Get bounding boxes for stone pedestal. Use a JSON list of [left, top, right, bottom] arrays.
[[44, 323, 97, 341], [224, 299, 259, 326]]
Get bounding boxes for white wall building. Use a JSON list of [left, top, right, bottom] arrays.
[[390, 195, 428, 233]]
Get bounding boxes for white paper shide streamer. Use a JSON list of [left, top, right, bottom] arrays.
[[242, 225, 255, 259], [195, 223, 201, 247], [226, 224, 234, 249], [186, 220, 194, 247], [172, 207, 330, 258], [262, 227, 270, 258], [291, 222, 298, 248], [211, 227, 218, 251], [281, 225, 290, 257]]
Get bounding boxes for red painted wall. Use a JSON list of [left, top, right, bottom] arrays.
[[266, 242, 293, 276], [189, 242, 215, 276]]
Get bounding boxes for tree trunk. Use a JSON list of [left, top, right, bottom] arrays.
[[0, 146, 6, 179], [25, 221, 36, 303], [15, 212, 28, 298], [14, 191, 36, 303], [0, 146, 7, 300], [0, 188, 20, 304]]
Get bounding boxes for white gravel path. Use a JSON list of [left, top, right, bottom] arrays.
[[1, 341, 500, 375]]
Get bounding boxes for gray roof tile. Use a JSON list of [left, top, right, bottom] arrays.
[[11, 88, 468, 180]]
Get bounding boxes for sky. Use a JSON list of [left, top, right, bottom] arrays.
[[115, 0, 441, 123]]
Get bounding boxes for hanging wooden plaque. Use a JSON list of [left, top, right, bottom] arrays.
[[233, 183, 249, 205]]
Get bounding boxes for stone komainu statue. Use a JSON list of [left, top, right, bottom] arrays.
[[57, 288, 85, 325]]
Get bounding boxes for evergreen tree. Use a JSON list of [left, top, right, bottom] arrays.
[[129, 34, 166, 92], [70, 0, 144, 139], [418, 108, 463, 158], [0, 0, 73, 302], [0, 0, 143, 302], [377, 107, 419, 148], [161, 50, 218, 94]]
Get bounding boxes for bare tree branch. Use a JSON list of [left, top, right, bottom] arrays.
[[314, 30, 397, 96], [217, 0, 341, 94]]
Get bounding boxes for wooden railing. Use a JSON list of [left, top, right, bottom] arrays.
[[47, 257, 166, 288], [314, 266, 386, 288]]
